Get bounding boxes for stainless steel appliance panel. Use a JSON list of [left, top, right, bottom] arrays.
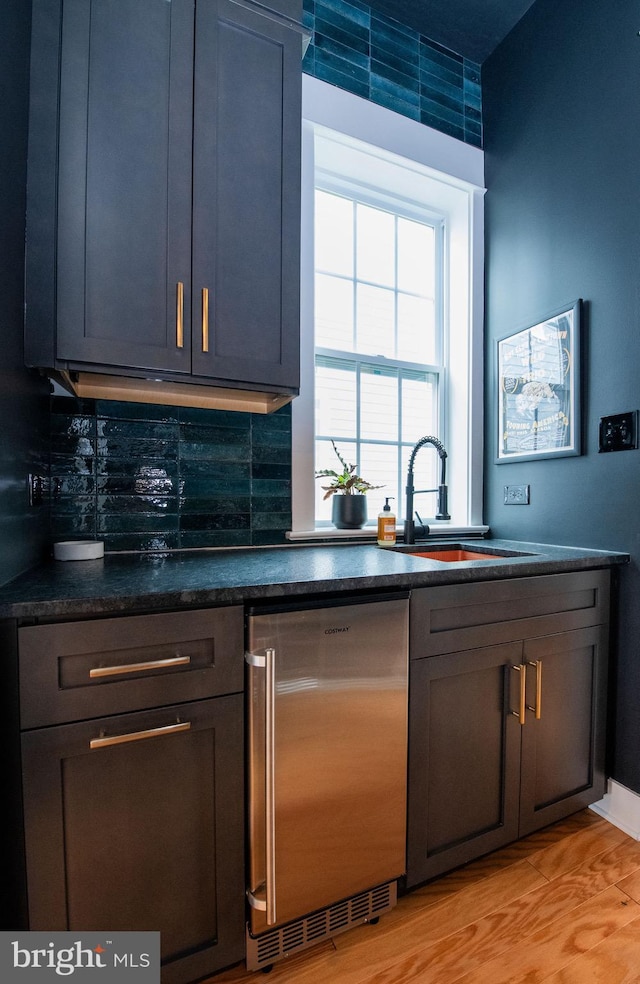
[[246, 595, 409, 935]]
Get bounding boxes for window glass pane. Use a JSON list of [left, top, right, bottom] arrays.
[[315, 483, 333, 524], [315, 190, 353, 276], [398, 218, 435, 295], [315, 358, 357, 438], [401, 444, 438, 519], [359, 443, 397, 519], [397, 294, 435, 363], [401, 374, 436, 444], [315, 274, 354, 350], [360, 368, 398, 441], [356, 203, 395, 286], [356, 283, 395, 357]]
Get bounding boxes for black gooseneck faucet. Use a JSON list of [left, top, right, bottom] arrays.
[[403, 435, 450, 544]]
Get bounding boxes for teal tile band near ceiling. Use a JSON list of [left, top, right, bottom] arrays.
[[302, 0, 482, 147], [49, 398, 292, 553]]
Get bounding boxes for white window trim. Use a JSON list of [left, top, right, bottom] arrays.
[[290, 75, 487, 539]]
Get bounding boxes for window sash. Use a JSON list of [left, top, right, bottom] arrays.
[[314, 353, 441, 525], [313, 181, 445, 526]]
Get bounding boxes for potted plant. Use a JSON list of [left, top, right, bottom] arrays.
[[315, 441, 383, 529]]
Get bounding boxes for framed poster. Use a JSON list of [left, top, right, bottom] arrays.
[[496, 300, 582, 462]]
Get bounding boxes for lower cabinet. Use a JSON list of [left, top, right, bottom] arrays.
[[519, 627, 608, 836], [407, 572, 610, 887], [408, 640, 522, 885], [16, 607, 246, 984], [21, 696, 244, 983]]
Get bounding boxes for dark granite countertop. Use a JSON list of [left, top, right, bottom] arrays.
[[0, 539, 629, 621]]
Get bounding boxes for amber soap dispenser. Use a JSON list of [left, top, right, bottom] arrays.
[[377, 497, 396, 547]]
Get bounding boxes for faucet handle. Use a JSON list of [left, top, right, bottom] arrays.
[[414, 511, 430, 539]]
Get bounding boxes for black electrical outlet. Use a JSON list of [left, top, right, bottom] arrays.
[[598, 411, 638, 452]]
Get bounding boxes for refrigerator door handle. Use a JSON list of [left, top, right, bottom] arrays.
[[245, 647, 277, 926]]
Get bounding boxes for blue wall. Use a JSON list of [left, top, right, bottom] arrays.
[[483, 0, 640, 794]]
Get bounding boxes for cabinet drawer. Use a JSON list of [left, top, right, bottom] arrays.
[[19, 607, 243, 728], [410, 570, 610, 659]]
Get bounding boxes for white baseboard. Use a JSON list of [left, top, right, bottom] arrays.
[[590, 779, 640, 840]]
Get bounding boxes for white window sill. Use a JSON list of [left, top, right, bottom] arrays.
[[286, 525, 490, 543]]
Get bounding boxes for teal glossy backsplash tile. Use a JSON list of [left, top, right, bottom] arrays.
[[49, 397, 292, 552], [303, 0, 482, 147], [180, 462, 250, 498], [97, 461, 179, 496]]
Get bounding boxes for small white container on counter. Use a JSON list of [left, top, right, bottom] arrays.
[[53, 540, 105, 561]]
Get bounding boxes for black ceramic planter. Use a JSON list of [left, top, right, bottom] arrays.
[[332, 495, 367, 529]]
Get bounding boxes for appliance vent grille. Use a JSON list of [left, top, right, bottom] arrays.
[[328, 899, 349, 932], [372, 883, 393, 911], [282, 921, 305, 951], [246, 881, 398, 971], [306, 911, 328, 941], [350, 893, 372, 921]]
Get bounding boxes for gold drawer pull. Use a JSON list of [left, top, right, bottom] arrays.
[[89, 655, 191, 679], [511, 664, 526, 725], [176, 281, 184, 348], [90, 721, 191, 750], [202, 287, 209, 352]]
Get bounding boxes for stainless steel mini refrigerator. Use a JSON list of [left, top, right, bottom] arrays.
[[245, 593, 409, 970]]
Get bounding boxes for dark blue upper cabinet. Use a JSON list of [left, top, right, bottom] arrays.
[[56, 0, 194, 376], [191, 0, 302, 389], [25, 0, 301, 397]]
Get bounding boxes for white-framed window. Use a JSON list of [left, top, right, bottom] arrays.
[[291, 77, 486, 537], [314, 167, 444, 526]]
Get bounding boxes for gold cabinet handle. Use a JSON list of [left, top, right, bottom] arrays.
[[511, 664, 526, 725], [90, 721, 191, 750], [527, 659, 543, 719], [176, 281, 184, 348], [89, 655, 191, 679], [202, 287, 209, 352]]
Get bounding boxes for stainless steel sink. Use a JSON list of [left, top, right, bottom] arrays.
[[391, 543, 536, 563]]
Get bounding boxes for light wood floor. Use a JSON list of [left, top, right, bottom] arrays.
[[213, 810, 640, 983]]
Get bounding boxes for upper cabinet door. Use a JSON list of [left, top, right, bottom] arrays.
[[56, 0, 195, 373], [191, 0, 301, 389]]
